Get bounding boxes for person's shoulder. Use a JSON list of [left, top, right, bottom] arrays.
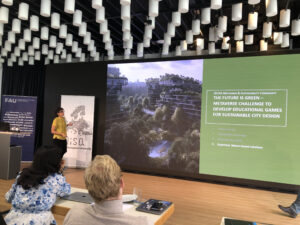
[[64, 204, 91, 221], [123, 214, 150, 225]]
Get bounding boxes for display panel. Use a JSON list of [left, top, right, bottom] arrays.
[[105, 54, 300, 186], [104, 60, 203, 174]]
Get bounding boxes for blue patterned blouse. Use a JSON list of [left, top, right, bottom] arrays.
[[5, 173, 71, 225]]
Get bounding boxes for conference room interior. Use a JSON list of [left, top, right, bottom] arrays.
[[1, 0, 300, 224]]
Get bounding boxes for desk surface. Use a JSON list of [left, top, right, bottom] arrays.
[[52, 187, 174, 225]]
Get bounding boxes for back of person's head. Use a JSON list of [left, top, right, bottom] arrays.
[[17, 145, 62, 189], [84, 155, 122, 202], [54, 107, 64, 117]]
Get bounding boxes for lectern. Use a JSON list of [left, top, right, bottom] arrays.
[[0, 132, 22, 180]]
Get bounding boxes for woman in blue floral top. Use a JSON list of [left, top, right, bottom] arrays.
[[4, 146, 71, 225]]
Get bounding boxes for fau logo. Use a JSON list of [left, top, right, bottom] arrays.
[[5, 98, 17, 103]]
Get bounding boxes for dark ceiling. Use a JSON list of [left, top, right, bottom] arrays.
[[0, 0, 300, 61]]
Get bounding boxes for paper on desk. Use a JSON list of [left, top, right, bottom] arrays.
[[123, 203, 134, 212]]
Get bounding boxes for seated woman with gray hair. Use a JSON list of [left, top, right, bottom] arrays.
[[63, 155, 150, 225]]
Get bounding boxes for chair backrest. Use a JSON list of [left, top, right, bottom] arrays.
[[0, 215, 7, 225]]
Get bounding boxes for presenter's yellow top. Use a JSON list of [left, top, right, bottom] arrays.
[[52, 117, 67, 140]]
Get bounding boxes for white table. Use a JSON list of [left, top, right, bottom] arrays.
[[52, 187, 174, 225]]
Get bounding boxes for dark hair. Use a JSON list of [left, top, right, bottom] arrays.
[[54, 107, 64, 117], [17, 146, 62, 189]]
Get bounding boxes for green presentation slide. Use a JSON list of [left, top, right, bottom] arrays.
[[199, 54, 300, 185]]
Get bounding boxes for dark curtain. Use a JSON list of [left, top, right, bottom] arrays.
[[1, 62, 46, 151]]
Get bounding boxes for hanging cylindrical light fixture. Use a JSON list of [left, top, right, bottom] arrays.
[[186, 30, 193, 44], [14, 47, 20, 57], [175, 45, 182, 56], [1, 48, 7, 57], [84, 32, 92, 45], [192, 19, 201, 35], [260, 39, 268, 51], [281, 33, 289, 48], [29, 56, 35, 65], [42, 44, 48, 55], [121, 5, 130, 20], [94, 52, 100, 61], [234, 25, 243, 40], [291, 19, 300, 36], [53, 55, 59, 63], [65, 33, 73, 46], [80, 53, 85, 62], [23, 29, 31, 42], [208, 42, 215, 54], [41, 0, 51, 17], [35, 51, 41, 60], [162, 44, 169, 56], [56, 43, 62, 54], [248, 0, 260, 4], [245, 34, 254, 45], [180, 40, 187, 51], [66, 54, 72, 62], [222, 36, 230, 50], [79, 22, 87, 36], [61, 49, 67, 59], [179, 0, 189, 13], [72, 41, 78, 53], [51, 13, 60, 29], [105, 41, 112, 50], [75, 48, 82, 58], [236, 41, 244, 53], [262, 22, 272, 38], [18, 58, 24, 66], [279, 9, 290, 28], [18, 39, 25, 50], [96, 7, 105, 23], [121, 0, 130, 5], [33, 37, 40, 49], [248, 12, 258, 30], [201, 7, 210, 24], [88, 40, 95, 51], [0, 23, 3, 35], [100, 20, 108, 34], [196, 38, 204, 50], [59, 24, 67, 39], [4, 41, 11, 51], [164, 33, 171, 46], [22, 52, 28, 61], [209, 27, 215, 42], [73, 9, 82, 26], [64, 0, 75, 14], [211, 0, 222, 10], [30, 15, 39, 31], [218, 16, 227, 33], [41, 26, 49, 40], [122, 19, 131, 32], [102, 31, 110, 43], [0, 6, 9, 24], [12, 18, 21, 33], [92, 0, 102, 9], [8, 31, 15, 44], [144, 25, 152, 39], [18, 3, 29, 20], [2, 0, 13, 6], [143, 38, 150, 48], [49, 35, 57, 48], [273, 32, 283, 45], [28, 46, 34, 56], [137, 43, 144, 57], [232, 3, 242, 21], [123, 31, 131, 41], [149, 0, 158, 17], [266, 0, 277, 17], [172, 12, 181, 26], [167, 23, 175, 37]]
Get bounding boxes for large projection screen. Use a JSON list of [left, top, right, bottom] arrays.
[[104, 54, 300, 186]]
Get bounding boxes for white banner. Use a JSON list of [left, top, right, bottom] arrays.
[[61, 95, 95, 168]]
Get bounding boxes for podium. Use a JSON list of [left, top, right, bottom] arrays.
[[0, 132, 22, 180]]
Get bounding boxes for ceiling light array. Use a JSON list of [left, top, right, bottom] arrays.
[[0, 0, 300, 66]]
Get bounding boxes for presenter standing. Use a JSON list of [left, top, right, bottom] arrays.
[[51, 107, 72, 157], [278, 193, 300, 218]]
